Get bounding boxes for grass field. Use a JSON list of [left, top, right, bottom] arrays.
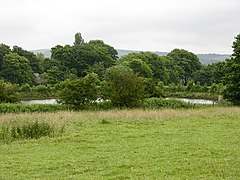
[[0, 107, 240, 179]]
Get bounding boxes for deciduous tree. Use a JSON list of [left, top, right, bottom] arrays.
[[104, 66, 145, 107], [58, 73, 100, 109], [1, 53, 33, 84], [223, 33, 240, 105], [167, 49, 201, 85]]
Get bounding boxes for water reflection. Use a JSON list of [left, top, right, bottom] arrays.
[[177, 98, 216, 105], [21, 98, 216, 105]]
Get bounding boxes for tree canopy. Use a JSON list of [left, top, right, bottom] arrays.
[[223, 33, 240, 105], [74, 32, 84, 45], [0, 53, 33, 84], [104, 66, 145, 107], [58, 73, 99, 108], [167, 49, 201, 85], [0, 32, 235, 107]]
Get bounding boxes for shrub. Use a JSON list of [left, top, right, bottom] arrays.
[[0, 80, 19, 103], [104, 66, 145, 108], [143, 98, 192, 109], [20, 83, 32, 93], [58, 73, 100, 109]]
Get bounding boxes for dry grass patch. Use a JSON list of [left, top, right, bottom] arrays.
[[1, 107, 239, 124]]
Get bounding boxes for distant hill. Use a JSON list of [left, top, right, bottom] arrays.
[[117, 49, 168, 57], [31, 49, 230, 65], [117, 49, 230, 64], [196, 53, 230, 64], [31, 49, 51, 59]]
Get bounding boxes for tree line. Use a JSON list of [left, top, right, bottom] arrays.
[[0, 32, 239, 106]]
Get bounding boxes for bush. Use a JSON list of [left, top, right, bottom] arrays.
[[58, 73, 100, 109], [104, 66, 145, 108], [143, 98, 192, 109], [0, 80, 19, 103], [19, 83, 32, 93]]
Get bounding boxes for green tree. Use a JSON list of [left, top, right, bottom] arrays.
[[119, 52, 180, 84], [167, 49, 201, 85], [211, 61, 226, 84], [58, 73, 100, 109], [0, 80, 19, 103], [192, 65, 213, 86], [88, 40, 118, 60], [12, 46, 41, 73], [74, 32, 84, 45], [0, 43, 11, 70], [1, 53, 33, 84], [223, 33, 240, 105], [87, 62, 106, 80], [41, 66, 65, 84], [104, 66, 145, 107], [120, 58, 153, 78], [51, 40, 117, 78], [193, 61, 226, 86]]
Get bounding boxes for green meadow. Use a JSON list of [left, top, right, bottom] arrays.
[[0, 107, 240, 179]]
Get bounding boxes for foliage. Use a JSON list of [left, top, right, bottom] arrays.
[[142, 78, 164, 98], [104, 66, 145, 107], [119, 52, 182, 84], [0, 80, 19, 103], [120, 58, 153, 78], [12, 46, 41, 73], [120, 52, 167, 83], [41, 66, 65, 84], [193, 62, 226, 85], [143, 98, 192, 109], [0, 53, 33, 84], [88, 40, 118, 61], [167, 49, 201, 85], [0, 121, 56, 143], [223, 33, 240, 105], [19, 84, 57, 99], [58, 73, 100, 109], [209, 83, 224, 95], [0, 43, 11, 70], [51, 39, 117, 78], [87, 62, 106, 80], [192, 65, 213, 86], [0, 103, 63, 114], [74, 32, 84, 45], [165, 83, 186, 93], [186, 81, 207, 93]]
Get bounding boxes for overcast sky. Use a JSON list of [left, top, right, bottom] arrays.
[[1, 0, 240, 54]]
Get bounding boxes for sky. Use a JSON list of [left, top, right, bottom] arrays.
[[0, 0, 240, 54]]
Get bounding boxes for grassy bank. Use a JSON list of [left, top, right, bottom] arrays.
[[0, 98, 210, 114], [165, 92, 219, 100], [0, 107, 239, 179], [0, 103, 64, 114]]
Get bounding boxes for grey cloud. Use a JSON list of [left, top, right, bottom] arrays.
[[0, 0, 239, 53]]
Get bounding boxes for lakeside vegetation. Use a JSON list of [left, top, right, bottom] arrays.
[[0, 107, 240, 178], [1, 33, 240, 107]]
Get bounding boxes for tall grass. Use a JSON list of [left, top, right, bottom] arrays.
[[143, 98, 194, 109], [0, 103, 64, 114], [0, 120, 64, 143]]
